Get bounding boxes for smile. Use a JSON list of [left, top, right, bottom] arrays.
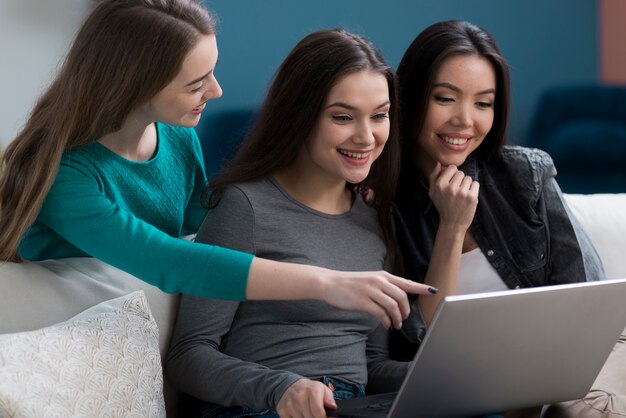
[[192, 102, 207, 112], [439, 135, 470, 145], [338, 149, 371, 160]]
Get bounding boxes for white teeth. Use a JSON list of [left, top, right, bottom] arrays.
[[339, 150, 369, 159], [440, 136, 469, 145]]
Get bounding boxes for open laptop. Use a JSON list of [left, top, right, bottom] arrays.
[[328, 278, 626, 418]]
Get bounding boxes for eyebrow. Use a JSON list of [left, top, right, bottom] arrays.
[[433, 82, 496, 95], [184, 70, 212, 87], [326, 100, 391, 110]]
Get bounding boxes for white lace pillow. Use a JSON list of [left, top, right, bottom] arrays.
[[0, 291, 166, 417]]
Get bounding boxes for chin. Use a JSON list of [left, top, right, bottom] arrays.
[[344, 173, 369, 185], [179, 120, 200, 128], [438, 156, 469, 168]]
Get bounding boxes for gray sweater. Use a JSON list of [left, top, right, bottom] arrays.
[[165, 177, 407, 410]]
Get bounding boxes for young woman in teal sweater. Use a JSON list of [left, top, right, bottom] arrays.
[[0, 0, 433, 328]]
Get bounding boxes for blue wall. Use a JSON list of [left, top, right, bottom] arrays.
[[203, 0, 598, 145]]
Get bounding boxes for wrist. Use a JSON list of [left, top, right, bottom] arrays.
[[310, 266, 332, 302], [437, 223, 468, 240]]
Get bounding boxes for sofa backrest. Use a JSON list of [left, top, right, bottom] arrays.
[[563, 193, 626, 279]]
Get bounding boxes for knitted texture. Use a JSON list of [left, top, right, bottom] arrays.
[[20, 124, 251, 300]]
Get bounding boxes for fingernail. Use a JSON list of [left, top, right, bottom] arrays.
[[428, 287, 439, 294], [395, 321, 403, 330]]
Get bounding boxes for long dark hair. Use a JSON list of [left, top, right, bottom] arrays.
[[396, 20, 511, 162], [0, 0, 215, 262], [211, 28, 402, 266]]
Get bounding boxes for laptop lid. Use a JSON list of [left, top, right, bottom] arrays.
[[333, 278, 626, 418]]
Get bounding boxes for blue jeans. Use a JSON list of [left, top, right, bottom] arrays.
[[196, 376, 364, 418]]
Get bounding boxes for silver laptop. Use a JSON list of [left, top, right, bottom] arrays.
[[329, 278, 626, 418]]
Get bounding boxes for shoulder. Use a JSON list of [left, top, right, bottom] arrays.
[[58, 144, 104, 182], [216, 183, 254, 209], [493, 145, 557, 183], [228, 178, 287, 208], [211, 179, 273, 213], [197, 183, 257, 250], [498, 145, 555, 174]]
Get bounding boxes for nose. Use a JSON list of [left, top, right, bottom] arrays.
[[203, 76, 223, 101], [451, 102, 473, 128], [353, 120, 376, 146]]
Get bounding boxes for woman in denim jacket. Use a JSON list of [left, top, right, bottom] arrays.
[[367, 20, 606, 375]]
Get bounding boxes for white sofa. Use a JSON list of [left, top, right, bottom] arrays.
[[1, 193, 625, 417]]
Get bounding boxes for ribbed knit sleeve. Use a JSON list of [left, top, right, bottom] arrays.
[[20, 124, 252, 300]]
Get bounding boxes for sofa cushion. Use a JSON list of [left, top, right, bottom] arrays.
[[0, 291, 166, 417]]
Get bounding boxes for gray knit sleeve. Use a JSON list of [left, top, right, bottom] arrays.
[[165, 185, 302, 410], [366, 324, 411, 394]]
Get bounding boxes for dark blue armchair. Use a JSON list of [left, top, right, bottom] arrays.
[[527, 84, 626, 193], [194, 108, 257, 179]]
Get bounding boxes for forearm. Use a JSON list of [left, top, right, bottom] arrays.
[[166, 345, 301, 409], [246, 257, 329, 301], [418, 163, 479, 324], [166, 295, 302, 410], [367, 325, 410, 394], [34, 167, 252, 300], [367, 360, 410, 394], [418, 224, 465, 324], [247, 257, 435, 331]]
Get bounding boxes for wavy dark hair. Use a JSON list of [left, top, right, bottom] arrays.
[[396, 20, 511, 163], [0, 0, 215, 262], [210, 28, 402, 267]]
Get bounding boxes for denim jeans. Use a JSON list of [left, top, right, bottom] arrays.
[[196, 376, 365, 418]]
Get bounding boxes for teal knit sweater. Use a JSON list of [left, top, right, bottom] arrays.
[[20, 123, 252, 300]]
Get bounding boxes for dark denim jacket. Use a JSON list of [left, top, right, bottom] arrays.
[[392, 145, 606, 355]]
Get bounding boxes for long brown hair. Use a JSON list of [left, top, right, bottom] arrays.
[[0, 0, 215, 262], [396, 20, 511, 162], [210, 29, 402, 267]]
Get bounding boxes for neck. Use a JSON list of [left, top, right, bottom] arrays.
[[274, 166, 352, 215], [98, 114, 157, 162]]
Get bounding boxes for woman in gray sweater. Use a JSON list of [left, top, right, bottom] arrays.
[[165, 28, 463, 418]]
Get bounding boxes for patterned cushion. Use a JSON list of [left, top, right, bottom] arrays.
[[0, 291, 166, 417]]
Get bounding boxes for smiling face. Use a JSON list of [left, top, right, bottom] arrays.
[[297, 70, 391, 187], [414, 54, 496, 177], [143, 34, 222, 127]]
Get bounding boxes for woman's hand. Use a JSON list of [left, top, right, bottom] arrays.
[[247, 258, 436, 330], [428, 162, 479, 232], [319, 270, 436, 330], [276, 378, 336, 418]]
